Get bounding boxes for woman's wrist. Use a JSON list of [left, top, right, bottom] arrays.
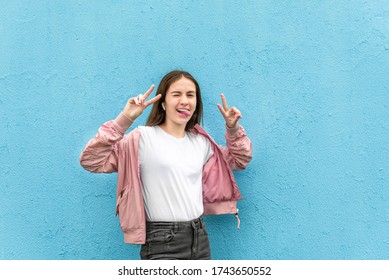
[[113, 112, 134, 133], [226, 122, 238, 129]]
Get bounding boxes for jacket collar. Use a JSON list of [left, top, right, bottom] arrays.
[[191, 124, 218, 146]]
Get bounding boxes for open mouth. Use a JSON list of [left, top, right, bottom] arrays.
[[176, 108, 191, 117]]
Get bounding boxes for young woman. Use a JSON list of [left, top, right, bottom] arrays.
[[80, 70, 252, 260]]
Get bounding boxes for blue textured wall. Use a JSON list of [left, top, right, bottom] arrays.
[[1, 1, 388, 260]]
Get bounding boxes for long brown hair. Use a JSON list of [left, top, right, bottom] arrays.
[[146, 70, 203, 131]]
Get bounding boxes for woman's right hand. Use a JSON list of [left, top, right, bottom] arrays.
[[122, 85, 161, 121]]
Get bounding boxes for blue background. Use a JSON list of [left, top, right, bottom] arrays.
[[1, 0, 388, 259]]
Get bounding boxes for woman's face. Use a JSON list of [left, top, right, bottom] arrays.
[[163, 77, 197, 128]]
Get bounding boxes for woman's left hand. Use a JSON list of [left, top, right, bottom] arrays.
[[217, 94, 242, 129]]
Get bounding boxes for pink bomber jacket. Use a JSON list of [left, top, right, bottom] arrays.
[[80, 113, 252, 244]]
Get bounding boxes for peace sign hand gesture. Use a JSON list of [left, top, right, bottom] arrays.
[[123, 85, 161, 121], [217, 94, 242, 129]]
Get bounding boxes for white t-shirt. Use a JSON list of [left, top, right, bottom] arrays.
[[138, 125, 214, 222]]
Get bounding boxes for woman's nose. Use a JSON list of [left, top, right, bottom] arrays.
[[180, 95, 189, 104]]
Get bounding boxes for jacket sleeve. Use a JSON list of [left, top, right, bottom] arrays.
[[218, 124, 253, 171], [79, 113, 133, 173]]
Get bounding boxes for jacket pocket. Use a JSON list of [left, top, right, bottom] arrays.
[[116, 186, 142, 231]]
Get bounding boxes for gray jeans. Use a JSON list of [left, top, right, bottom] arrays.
[[140, 217, 211, 260]]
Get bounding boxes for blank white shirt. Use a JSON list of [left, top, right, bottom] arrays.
[[138, 125, 213, 222]]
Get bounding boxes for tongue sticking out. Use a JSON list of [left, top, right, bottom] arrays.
[[178, 110, 191, 117]]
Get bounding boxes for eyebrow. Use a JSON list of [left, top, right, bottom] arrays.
[[170, 90, 196, 94]]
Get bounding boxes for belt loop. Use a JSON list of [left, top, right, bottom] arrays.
[[200, 217, 205, 229], [191, 218, 198, 229]]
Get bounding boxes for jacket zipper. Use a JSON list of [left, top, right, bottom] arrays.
[[235, 208, 241, 229]]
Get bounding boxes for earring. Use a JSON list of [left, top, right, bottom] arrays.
[[161, 103, 165, 111]]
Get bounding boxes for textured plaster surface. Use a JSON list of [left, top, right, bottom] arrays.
[[0, 1, 388, 259]]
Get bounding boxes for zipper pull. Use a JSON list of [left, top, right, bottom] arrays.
[[235, 208, 241, 229]]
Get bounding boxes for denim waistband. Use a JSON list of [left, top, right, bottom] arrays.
[[146, 216, 205, 231]]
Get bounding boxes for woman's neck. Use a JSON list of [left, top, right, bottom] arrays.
[[159, 122, 186, 138]]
